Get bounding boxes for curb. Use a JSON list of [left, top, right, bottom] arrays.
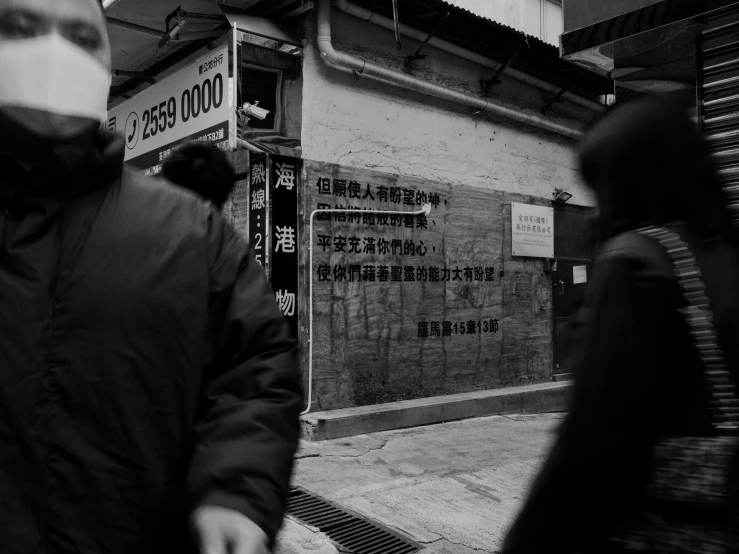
[[300, 381, 571, 441]]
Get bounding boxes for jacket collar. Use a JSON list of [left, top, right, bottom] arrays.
[[0, 128, 124, 207]]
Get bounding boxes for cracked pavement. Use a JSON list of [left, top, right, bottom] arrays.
[[293, 413, 565, 554]]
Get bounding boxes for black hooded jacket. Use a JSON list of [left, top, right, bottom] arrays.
[[0, 130, 302, 554], [502, 99, 739, 553]]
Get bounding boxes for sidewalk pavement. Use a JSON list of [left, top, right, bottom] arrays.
[[281, 412, 565, 554]]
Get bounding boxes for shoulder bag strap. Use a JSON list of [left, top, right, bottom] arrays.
[[638, 226, 739, 431]]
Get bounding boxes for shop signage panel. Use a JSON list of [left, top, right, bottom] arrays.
[[511, 202, 554, 258], [270, 156, 300, 338], [572, 265, 587, 284], [249, 153, 269, 270], [107, 43, 230, 172]]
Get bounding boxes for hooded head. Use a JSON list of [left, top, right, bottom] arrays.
[[0, 0, 111, 143], [161, 142, 236, 209], [578, 97, 736, 245]]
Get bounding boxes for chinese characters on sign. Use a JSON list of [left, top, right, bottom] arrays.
[[107, 43, 230, 171], [511, 202, 554, 258], [417, 319, 500, 338], [252, 189, 265, 210], [317, 235, 429, 256], [316, 178, 442, 208], [248, 153, 268, 268], [315, 209, 430, 228], [312, 170, 502, 342], [270, 156, 300, 338], [307, 161, 552, 410], [275, 226, 296, 253], [276, 290, 296, 317], [573, 265, 587, 284], [157, 128, 228, 163], [316, 264, 495, 283], [275, 162, 296, 190], [252, 161, 266, 185]]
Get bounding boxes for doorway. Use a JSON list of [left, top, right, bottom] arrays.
[[552, 204, 596, 379]]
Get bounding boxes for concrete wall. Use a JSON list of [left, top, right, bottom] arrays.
[[283, 70, 303, 141], [300, 10, 596, 208], [300, 161, 556, 411]]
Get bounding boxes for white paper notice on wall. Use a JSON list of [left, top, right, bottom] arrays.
[[511, 202, 554, 258], [573, 265, 587, 284]]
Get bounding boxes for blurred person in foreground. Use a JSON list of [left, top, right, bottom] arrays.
[[501, 97, 739, 553], [162, 141, 236, 209], [0, 1, 302, 553]]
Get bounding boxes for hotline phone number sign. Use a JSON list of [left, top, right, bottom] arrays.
[[107, 43, 230, 164]]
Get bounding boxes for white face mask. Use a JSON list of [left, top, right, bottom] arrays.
[[0, 34, 110, 132]]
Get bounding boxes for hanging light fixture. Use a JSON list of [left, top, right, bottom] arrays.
[[553, 188, 572, 203]]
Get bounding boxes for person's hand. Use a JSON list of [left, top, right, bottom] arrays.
[[191, 505, 270, 554]]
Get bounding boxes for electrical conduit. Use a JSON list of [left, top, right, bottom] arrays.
[[302, 204, 432, 416], [316, 0, 584, 139]]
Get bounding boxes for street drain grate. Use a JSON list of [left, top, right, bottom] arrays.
[[286, 488, 421, 554]]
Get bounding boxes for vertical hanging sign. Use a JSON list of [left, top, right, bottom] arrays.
[[270, 155, 300, 338], [249, 153, 268, 269]]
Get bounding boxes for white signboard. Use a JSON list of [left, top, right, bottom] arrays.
[[511, 202, 554, 258], [107, 43, 230, 172], [573, 265, 587, 284]]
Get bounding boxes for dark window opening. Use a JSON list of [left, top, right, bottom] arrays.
[[241, 65, 280, 131]]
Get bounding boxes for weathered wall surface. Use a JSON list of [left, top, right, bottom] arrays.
[[300, 11, 597, 207], [223, 150, 250, 239], [300, 161, 553, 411]]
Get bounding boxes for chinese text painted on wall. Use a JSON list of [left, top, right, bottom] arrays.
[[312, 176, 502, 340]]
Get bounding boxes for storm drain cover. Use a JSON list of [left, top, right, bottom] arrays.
[[286, 488, 422, 554]]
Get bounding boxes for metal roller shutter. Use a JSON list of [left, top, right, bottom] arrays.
[[700, 4, 739, 222]]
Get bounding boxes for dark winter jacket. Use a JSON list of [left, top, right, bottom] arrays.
[[0, 131, 302, 554], [502, 227, 739, 554]]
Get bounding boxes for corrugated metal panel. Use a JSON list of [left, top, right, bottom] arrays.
[[439, 0, 524, 31], [436, 0, 555, 51], [700, 4, 739, 221]]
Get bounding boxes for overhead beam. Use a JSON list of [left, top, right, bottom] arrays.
[[282, 2, 315, 18], [541, 71, 585, 114], [107, 17, 165, 39], [481, 39, 528, 93], [404, 11, 450, 69], [541, 88, 568, 114], [175, 31, 226, 42], [108, 31, 227, 101], [112, 69, 157, 83]]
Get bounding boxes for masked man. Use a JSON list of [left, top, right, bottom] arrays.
[[0, 1, 302, 553]]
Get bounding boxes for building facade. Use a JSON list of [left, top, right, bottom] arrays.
[[106, 0, 610, 413]]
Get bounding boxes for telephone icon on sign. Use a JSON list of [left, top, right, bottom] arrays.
[[124, 112, 140, 150]]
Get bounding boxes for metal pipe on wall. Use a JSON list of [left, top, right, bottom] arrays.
[[303, 204, 432, 416], [317, 0, 583, 139], [333, 0, 604, 113]]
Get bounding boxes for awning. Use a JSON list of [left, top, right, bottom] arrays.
[[222, 6, 303, 46]]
